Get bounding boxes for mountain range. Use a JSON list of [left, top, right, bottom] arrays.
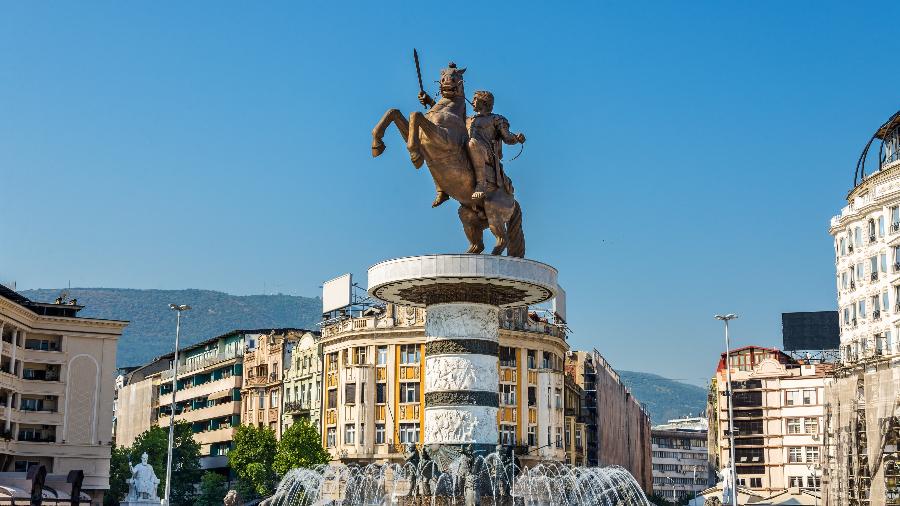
[[19, 287, 706, 423]]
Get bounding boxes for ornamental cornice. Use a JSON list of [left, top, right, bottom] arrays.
[[0, 299, 127, 336]]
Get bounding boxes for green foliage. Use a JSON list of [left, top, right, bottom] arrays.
[[646, 492, 696, 506], [20, 288, 320, 368], [127, 422, 202, 506], [229, 424, 278, 497], [618, 370, 708, 424], [274, 419, 330, 475], [195, 471, 228, 506], [105, 444, 131, 506]]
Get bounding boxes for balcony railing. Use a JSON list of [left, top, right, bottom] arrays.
[[161, 348, 242, 380], [283, 401, 310, 414]]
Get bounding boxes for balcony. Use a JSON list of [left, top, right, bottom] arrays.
[[161, 348, 242, 381], [158, 401, 240, 425], [159, 376, 240, 405], [283, 401, 311, 414]]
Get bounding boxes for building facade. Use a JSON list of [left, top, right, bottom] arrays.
[[281, 330, 322, 433], [567, 349, 653, 492], [563, 373, 587, 466], [319, 304, 570, 466], [0, 286, 127, 503], [825, 110, 900, 505], [708, 346, 828, 496], [650, 417, 712, 502]]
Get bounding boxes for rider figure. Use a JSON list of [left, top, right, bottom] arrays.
[[466, 90, 525, 201]]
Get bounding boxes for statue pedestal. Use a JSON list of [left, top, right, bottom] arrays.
[[120, 499, 161, 506], [368, 255, 559, 455]]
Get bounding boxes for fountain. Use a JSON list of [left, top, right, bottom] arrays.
[[266, 255, 650, 506]]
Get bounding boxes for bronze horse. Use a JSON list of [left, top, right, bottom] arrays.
[[371, 63, 525, 257]]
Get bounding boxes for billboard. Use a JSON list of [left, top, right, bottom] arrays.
[[781, 311, 839, 351], [552, 285, 566, 323], [322, 273, 352, 314]]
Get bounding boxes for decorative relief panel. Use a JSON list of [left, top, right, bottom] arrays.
[[425, 354, 498, 393], [425, 303, 498, 341], [423, 405, 498, 445]]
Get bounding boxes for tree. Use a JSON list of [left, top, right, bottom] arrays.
[[195, 471, 228, 506], [104, 444, 132, 506], [129, 422, 202, 506], [274, 419, 331, 475], [229, 424, 278, 497]]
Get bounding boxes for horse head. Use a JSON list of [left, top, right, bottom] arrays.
[[439, 62, 466, 99]]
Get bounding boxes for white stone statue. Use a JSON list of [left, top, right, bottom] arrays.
[[718, 462, 735, 504], [124, 452, 161, 504]]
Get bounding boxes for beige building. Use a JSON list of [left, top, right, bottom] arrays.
[[281, 331, 322, 434], [824, 109, 900, 506], [708, 346, 829, 496], [0, 286, 126, 503], [563, 373, 587, 466], [241, 329, 311, 439], [566, 349, 653, 492], [319, 304, 569, 466]]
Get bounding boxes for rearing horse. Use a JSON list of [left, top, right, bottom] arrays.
[[371, 63, 525, 257]]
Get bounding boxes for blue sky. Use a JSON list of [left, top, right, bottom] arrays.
[[2, 2, 897, 385]]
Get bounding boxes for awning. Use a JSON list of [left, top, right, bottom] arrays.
[[207, 389, 233, 401]]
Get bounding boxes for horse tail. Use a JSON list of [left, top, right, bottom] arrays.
[[506, 201, 526, 258]]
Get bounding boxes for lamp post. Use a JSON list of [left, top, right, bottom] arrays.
[[163, 304, 191, 506], [715, 314, 739, 506]]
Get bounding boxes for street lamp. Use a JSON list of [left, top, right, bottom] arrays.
[[163, 304, 191, 506], [715, 313, 739, 506]]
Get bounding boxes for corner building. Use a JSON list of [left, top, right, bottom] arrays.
[[825, 110, 900, 505], [319, 304, 569, 466], [0, 286, 126, 502]]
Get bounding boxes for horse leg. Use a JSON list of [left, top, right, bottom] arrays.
[[371, 108, 409, 157], [408, 111, 447, 169], [485, 201, 510, 255], [459, 205, 486, 254]]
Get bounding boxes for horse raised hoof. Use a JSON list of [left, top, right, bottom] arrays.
[[409, 151, 424, 169], [432, 192, 450, 208], [371, 140, 386, 157]]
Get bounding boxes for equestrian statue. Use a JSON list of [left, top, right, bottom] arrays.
[[371, 53, 527, 257]]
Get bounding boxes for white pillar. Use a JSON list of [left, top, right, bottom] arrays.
[[9, 329, 18, 376], [0, 323, 5, 367], [422, 302, 499, 450], [5, 392, 12, 431]]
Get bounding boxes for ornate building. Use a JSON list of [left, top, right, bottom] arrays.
[[707, 346, 828, 496], [825, 110, 900, 505], [319, 304, 569, 466], [0, 285, 127, 502], [281, 330, 322, 433]]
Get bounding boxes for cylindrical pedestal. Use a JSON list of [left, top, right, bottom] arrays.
[[422, 302, 499, 451]]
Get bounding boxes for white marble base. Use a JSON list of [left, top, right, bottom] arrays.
[[425, 303, 498, 342], [424, 353, 498, 392]]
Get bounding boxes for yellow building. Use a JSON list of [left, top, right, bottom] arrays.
[[319, 304, 568, 466], [0, 285, 127, 503]]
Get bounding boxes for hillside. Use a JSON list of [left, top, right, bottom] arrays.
[[20, 288, 321, 368], [618, 370, 708, 425], [19, 288, 706, 423]]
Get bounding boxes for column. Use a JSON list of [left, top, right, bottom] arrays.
[[422, 302, 499, 452], [0, 323, 5, 365], [9, 329, 17, 376], [5, 392, 12, 431]]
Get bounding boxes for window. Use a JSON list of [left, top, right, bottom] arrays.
[[401, 382, 420, 403], [555, 427, 562, 448], [500, 425, 516, 445], [399, 423, 419, 444], [804, 418, 818, 434], [840, 237, 847, 256], [855, 226, 862, 245], [841, 272, 849, 289], [344, 424, 355, 445], [400, 344, 420, 364], [892, 206, 899, 229], [375, 424, 385, 444], [327, 353, 338, 370], [257, 391, 265, 409], [859, 300, 867, 320], [527, 387, 536, 407], [750, 478, 762, 488], [527, 426, 536, 447], [542, 352, 551, 369], [13, 461, 39, 473], [789, 476, 803, 487], [802, 389, 816, 405], [377, 346, 387, 365], [326, 427, 336, 448], [881, 253, 888, 273], [786, 390, 800, 406], [870, 219, 877, 240], [883, 291, 890, 313], [787, 418, 802, 434], [327, 389, 337, 409], [270, 390, 278, 406], [500, 384, 516, 406], [359, 382, 366, 404], [527, 350, 536, 369], [376, 383, 386, 404], [499, 347, 517, 367], [857, 263, 864, 281], [806, 446, 819, 463], [345, 383, 356, 404], [788, 447, 803, 463], [554, 388, 562, 409], [880, 215, 886, 236]]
